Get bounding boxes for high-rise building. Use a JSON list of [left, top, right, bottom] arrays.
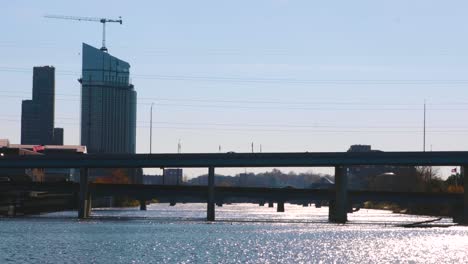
[[21, 100, 40, 144], [21, 66, 61, 145], [52, 128, 64, 145], [79, 43, 137, 153]]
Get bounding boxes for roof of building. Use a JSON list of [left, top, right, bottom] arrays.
[[1, 139, 87, 153]]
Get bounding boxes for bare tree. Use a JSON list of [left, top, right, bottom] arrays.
[[415, 166, 440, 191]]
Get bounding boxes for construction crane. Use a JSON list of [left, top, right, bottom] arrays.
[[44, 15, 123, 52]]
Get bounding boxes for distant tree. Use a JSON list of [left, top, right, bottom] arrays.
[[415, 166, 441, 191], [111, 169, 130, 184], [186, 168, 331, 188], [446, 173, 464, 193], [446, 173, 464, 186]]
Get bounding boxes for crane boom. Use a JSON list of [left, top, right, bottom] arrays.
[[44, 14, 123, 52]]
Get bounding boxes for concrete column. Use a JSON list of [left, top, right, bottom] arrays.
[[268, 201, 274, 208], [463, 166, 468, 225], [277, 202, 285, 212], [78, 168, 90, 219], [207, 166, 215, 221], [140, 200, 147, 210], [8, 205, 15, 217], [347, 199, 354, 213], [85, 190, 92, 217], [328, 200, 336, 220], [329, 166, 348, 223]]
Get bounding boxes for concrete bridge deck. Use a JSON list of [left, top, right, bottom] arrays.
[[0, 151, 467, 223], [2, 151, 468, 168]]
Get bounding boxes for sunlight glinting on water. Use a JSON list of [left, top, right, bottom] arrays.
[[2, 204, 468, 263]]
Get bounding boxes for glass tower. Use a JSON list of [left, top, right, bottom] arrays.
[[80, 43, 137, 154]]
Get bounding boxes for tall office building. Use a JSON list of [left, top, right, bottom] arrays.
[[21, 100, 40, 144], [52, 128, 64, 145], [79, 43, 137, 153], [21, 66, 60, 145]]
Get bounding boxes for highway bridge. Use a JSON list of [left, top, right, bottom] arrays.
[[0, 151, 467, 224]]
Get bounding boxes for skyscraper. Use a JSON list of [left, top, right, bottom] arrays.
[[21, 66, 59, 145], [52, 128, 64, 145], [79, 43, 137, 153]]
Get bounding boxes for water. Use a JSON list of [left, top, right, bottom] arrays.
[[1, 204, 468, 263]]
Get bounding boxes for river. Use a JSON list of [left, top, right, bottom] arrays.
[[1, 203, 467, 263]]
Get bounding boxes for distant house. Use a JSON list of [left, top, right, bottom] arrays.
[[163, 168, 183, 185], [345, 144, 417, 191], [142, 174, 163, 185], [309, 177, 334, 189]]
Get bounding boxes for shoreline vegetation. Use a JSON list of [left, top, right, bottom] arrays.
[[363, 201, 463, 221]]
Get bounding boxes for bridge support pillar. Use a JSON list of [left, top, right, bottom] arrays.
[[207, 166, 215, 221], [85, 191, 92, 217], [329, 166, 347, 223], [78, 168, 91, 219], [462, 166, 468, 225], [277, 202, 285, 212], [268, 201, 274, 208], [140, 200, 147, 210]]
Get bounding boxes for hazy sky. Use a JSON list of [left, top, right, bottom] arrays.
[[2, 1, 468, 176]]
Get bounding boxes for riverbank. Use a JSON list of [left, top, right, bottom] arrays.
[[362, 201, 463, 221], [0, 193, 75, 216]]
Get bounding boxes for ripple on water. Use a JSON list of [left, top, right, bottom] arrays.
[[1, 204, 467, 263]]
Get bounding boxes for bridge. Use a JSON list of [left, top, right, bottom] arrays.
[[0, 151, 467, 224]]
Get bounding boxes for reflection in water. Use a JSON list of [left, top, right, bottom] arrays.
[[1, 204, 467, 263]]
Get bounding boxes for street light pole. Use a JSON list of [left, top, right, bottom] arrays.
[[423, 100, 426, 152], [150, 103, 154, 154]]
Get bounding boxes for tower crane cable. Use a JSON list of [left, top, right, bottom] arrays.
[[44, 14, 123, 52]]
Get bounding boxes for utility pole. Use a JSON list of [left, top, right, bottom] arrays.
[[150, 103, 154, 154], [251, 142, 254, 153], [423, 100, 426, 152]]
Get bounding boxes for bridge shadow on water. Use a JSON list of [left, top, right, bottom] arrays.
[[8, 205, 457, 228]]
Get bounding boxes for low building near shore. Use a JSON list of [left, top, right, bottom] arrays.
[[143, 174, 163, 184], [345, 144, 418, 191], [0, 139, 87, 182], [163, 168, 183, 185]]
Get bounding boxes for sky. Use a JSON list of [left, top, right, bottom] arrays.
[[2, 0, 468, 177]]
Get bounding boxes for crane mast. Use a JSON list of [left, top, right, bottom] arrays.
[[44, 15, 123, 52]]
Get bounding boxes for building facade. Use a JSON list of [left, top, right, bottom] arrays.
[[21, 66, 60, 145], [52, 128, 64, 145], [163, 168, 183, 185], [345, 144, 418, 190], [79, 43, 136, 154], [0, 139, 86, 182], [21, 100, 40, 144]]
